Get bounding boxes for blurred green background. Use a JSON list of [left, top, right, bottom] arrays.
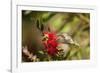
[[22, 10, 90, 62]]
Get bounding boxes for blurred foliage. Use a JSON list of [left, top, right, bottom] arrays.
[[22, 10, 90, 62]]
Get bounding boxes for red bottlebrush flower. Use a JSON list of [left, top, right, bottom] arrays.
[[42, 32, 58, 56]]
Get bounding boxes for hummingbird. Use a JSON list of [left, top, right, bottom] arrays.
[[36, 19, 80, 59]]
